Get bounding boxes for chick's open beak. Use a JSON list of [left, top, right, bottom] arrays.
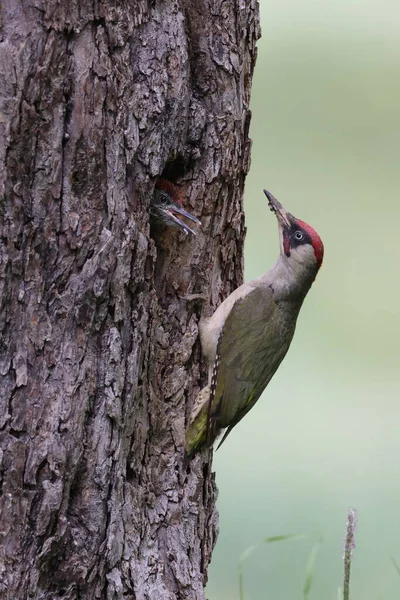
[[164, 203, 202, 236]]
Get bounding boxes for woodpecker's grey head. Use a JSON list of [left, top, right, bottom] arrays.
[[264, 189, 324, 281], [151, 180, 201, 236]]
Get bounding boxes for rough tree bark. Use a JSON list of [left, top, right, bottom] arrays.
[[0, 1, 260, 598]]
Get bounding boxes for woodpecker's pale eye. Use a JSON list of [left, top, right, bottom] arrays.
[[294, 230, 304, 240]]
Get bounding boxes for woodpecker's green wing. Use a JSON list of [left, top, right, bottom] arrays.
[[208, 284, 296, 447]]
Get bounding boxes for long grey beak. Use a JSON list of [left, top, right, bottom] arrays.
[[165, 204, 202, 236], [263, 189, 292, 228]]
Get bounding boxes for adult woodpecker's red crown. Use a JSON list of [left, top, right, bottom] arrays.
[[295, 219, 324, 268]]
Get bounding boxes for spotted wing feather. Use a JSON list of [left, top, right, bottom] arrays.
[[206, 333, 222, 446]]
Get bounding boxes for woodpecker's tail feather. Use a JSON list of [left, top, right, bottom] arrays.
[[185, 385, 218, 457], [185, 406, 208, 457]]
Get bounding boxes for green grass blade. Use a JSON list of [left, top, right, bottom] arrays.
[[264, 533, 306, 544], [238, 545, 257, 600], [238, 535, 306, 600], [238, 544, 258, 566], [391, 556, 400, 577], [303, 540, 321, 600], [238, 560, 244, 600]]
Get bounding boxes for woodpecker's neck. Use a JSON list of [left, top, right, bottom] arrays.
[[262, 253, 317, 303]]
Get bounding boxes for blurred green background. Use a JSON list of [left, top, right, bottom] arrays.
[[207, 0, 400, 598]]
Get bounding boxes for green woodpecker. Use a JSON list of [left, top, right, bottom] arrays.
[[151, 179, 201, 235], [185, 189, 324, 455]]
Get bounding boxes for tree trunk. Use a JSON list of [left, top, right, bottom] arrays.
[[0, 1, 260, 598]]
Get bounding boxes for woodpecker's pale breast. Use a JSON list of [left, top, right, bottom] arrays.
[[199, 276, 264, 367]]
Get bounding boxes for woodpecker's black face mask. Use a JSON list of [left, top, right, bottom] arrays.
[[290, 224, 313, 249]]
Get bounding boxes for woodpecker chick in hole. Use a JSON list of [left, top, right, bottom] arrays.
[[151, 179, 201, 236], [185, 189, 324, 456]]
